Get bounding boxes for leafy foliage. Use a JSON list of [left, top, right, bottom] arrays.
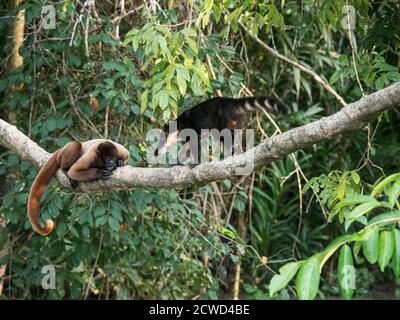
[[269, 173, 400, 299], [0, 0, 399, 300]]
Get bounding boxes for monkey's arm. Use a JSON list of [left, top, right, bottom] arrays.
[[67, 152, 111, 181]]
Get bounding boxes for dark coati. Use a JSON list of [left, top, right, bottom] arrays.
[[155, 96, 288, 163]]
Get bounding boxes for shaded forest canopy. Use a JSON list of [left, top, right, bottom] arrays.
[[0, 0, 400, 300]]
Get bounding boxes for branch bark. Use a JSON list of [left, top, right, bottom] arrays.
[[0, 83, 399, 193]]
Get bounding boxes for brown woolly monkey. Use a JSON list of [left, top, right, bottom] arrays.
[[28, 139, 130, 236]]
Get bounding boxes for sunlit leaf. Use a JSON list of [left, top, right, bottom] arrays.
[[269, 262, 301, 297], [378, 230, 395, 272], [338, 244, 354, 300], [296, 257, 320, 300], [362, 227, 379, 264]]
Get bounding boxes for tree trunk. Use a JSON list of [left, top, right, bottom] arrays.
[[1, 0, 25, 297]]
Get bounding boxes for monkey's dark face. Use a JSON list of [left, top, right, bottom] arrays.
[[97, 142, 119, 171]]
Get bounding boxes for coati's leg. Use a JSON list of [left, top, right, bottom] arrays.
[[171, 133, 202, 167], [57, 141, 83, 189]]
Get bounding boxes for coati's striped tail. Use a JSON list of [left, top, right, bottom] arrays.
[[236, 96, 288, 115]]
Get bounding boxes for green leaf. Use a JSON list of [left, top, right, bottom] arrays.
[[353, 226, 379, 242], [269, 262, 301, 297], [157, 35, 172, 61], [94, 207, 106, 217], [371, 173, 400, 197], [346, 200, 381, 222], [392, 229, 400, 279], [180, 28, 197, 37], [159, 90, 169, 110], [337, 173, 347, 200], [368, 211, 400, 228], [108, 216, 120, 232], [102, 61, 126, 73], [378, 230, 395, 272], [330, 69, 343, 84], [185, 37, 198, 53], [388, 181, 400, 208], [351, 171, 360, 185], [374, 60, 398, 72], [111, 209, 122, 222], [218, 226, 241, 242], [56, 221, 67, 237], [362, 227, 379, 264], [353, 241, 364, 264], [125, 269, 141, 284], [95, 215, 107, 227], [192, 60, 210, 86], [336, 195, 375, 210], [375, 76, 386, 90], [176, 65, 189, 96], [176, 64, 190, 81], [293, 67, 300, 99], [300, 77, 312, 101], [338, 244, 355, 300], [320, 234, 353, 269], [386, 71, 400, 82], [140, 89, 148, 113], [296, 257, 320, 300]]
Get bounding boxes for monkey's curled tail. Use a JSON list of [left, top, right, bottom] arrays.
[[28, 150, 60, 236]]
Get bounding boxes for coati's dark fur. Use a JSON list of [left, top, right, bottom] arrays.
[[168, 96, 287, 134], [156, 96, 288, 162]]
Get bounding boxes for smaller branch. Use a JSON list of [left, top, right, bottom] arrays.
[[233, 205, 246, 300], [114, 0, 125, 40], [216, 54, 253, 96], [111, 6, 143, 24], [232, 262, 241, 300], [345, 1, 365, 97], [202, 30, 223, 98], [47, 92, 57, 113], [84, 5, 91, 57], [345, 2, 381, 174], [104, 104, 109, 139], [83, 230, 104, 299], [69, 0, 88, 47], [187, 0, 194, 28], [91, 0, 102, 24], [239, 21, 348, 107], [89, 4, 145, 33]]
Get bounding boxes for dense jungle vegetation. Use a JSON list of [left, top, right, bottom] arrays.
[[0, 0, 400, 300]]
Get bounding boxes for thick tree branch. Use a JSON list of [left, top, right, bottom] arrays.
[[0, 83, 399, 192]]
